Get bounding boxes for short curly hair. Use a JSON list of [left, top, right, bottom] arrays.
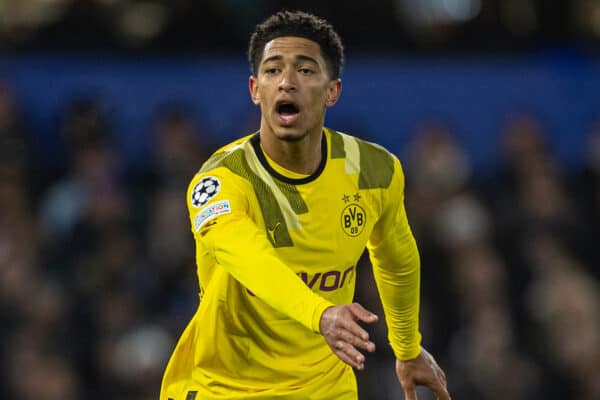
[[248, 11, 345, 80]]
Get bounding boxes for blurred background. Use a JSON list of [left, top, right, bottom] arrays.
[[1, 1, 600, 399]]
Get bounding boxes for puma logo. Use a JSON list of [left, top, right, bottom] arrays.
[[267, 222, 281, 245]]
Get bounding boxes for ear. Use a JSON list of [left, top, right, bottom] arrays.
[[325, 79, 342, 108], [249, 76, 260, 105]]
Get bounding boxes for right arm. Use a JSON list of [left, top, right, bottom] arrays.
[[188, 170, 378, 368], [187, 170, 332, 333]]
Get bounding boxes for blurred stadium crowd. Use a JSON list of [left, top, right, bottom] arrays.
[[2, 0, 600, 53], [1, 79, 599, 399], [1, 1, 600, 400]]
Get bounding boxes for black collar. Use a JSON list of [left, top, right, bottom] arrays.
[[250, 132, 327, 185]]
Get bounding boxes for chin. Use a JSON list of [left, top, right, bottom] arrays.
[[274, 127, 307, 142]]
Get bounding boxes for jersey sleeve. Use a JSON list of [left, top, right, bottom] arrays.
[[186, 169, 334, 333], [366, 156, 422, 361]]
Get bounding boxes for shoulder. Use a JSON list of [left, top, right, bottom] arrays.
[[198, 133, 255, 174], [186, 134, 256, 207], [327, 128, 399, 189]]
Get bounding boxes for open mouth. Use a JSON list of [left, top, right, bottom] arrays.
[[275, 101, 300, 126], [276, 101, 300, 115]]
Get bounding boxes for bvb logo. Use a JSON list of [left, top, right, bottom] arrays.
[[341, 204, 366, 237]]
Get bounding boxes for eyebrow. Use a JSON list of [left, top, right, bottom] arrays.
[[261, 54, 320, 66]]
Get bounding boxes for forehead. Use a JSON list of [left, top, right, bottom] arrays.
[[261, 36, 323, 62]]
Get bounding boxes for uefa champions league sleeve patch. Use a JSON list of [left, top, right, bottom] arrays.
[[194, 200, 231, 231], [191, 176, 221, 207]]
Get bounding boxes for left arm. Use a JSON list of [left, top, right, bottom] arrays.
[[367, 157, 450, 399], [367, 157, 421, 360]]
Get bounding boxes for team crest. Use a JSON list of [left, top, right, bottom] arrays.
[[341, 203, 366, 237], [191, 176, 221, 207]]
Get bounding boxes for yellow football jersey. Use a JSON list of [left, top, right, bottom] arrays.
[[160, 128, 422, 400]]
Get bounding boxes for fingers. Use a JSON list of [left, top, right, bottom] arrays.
[[436, 368, 447, 386], [339, 317, 375, 349], [396, 349, 451, 400], [338, 328, 376, 353], [436, 387, 451, 400], [433, 383, 451, 400], [349, 302, 379, 324], [321, 303, 377, 348], [333, 327, 375, 370], [341, 303, 378, 346], [423, 368, 449, 400], [333, 340, 366, 370], [433, 371, 450, 400], [320, 304, 379, 370], [402, 384, 418, 400], [330, 325, 372, 370], [426, 372, 449, 400]]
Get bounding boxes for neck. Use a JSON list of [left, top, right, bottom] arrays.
[[259, 128, 324, 175]]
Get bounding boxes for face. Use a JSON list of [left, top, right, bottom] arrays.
[[249, 36, 342, 142]]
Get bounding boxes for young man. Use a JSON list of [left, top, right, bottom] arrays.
[[161, 11, 450, 400]]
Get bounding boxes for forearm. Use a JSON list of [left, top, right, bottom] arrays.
[[203, 216, 333, 333], [371, 238, 422, 360]]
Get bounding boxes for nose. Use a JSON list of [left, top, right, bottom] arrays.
[[278, 69, 297, 92]]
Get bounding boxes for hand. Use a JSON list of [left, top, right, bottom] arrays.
[[395, 347, 450, 400], [319, 303, 378, 370]]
